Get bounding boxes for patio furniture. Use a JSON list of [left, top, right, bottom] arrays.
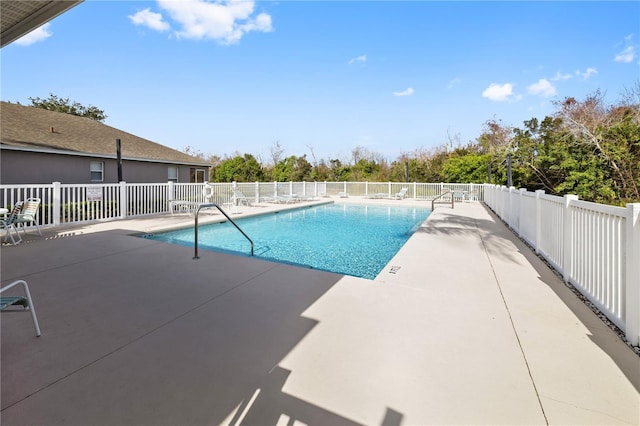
[[1, 204, 23, 245], [367, 193, 387, 199], [232, 190, 254, 206], [169, 200, 199, 215], [394, 188, 409, 199], [15, 198, 42, 237], [1, 280, 41, 337]]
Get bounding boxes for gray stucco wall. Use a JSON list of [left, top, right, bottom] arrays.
[[0, 150, 197, 184]]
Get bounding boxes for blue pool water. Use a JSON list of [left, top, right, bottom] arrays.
[[146, 203, 430, 279]]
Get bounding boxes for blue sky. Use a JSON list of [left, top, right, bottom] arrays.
[[2, 1, 638, 164]]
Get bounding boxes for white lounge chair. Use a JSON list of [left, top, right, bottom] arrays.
[[1, 280, 41, 337], [233, 190, 254, 206], [394, 188, 409, 199], [367, 193, 387, 199]]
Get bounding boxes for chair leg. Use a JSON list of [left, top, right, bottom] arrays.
[[1, 280, 41, 336], [3, 226, 21, 245]]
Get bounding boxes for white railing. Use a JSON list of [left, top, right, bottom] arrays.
[[484, 185, 640, 346], [0, 182, 480, 230]]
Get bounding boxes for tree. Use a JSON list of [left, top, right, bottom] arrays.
[[28, 93, 107, 122], [441, 152, 491, 183], [213, 154, 264, 182], [554, 90, 640, 204], [269, 140, 285, 166], [271, 155, 313, 182]]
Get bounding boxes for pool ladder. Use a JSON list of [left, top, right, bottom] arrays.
[[193, 203, 254, 259], [431, 191, 454, 210]]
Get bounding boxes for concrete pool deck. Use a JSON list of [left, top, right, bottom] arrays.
[[1, 199, 638, 425]]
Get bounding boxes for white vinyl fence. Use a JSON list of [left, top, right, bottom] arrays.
[[0, 181, 481, 228], [484, 185, 640, 346]]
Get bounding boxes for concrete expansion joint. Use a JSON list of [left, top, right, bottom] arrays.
[[472, 217, 550, 425]]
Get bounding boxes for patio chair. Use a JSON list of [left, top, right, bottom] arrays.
[[1, 203, 23, 245], [1, 280, 41, 337], [15, 198, 42, 237], [394, 188, 409, 199], [233, 190, 254, 206]]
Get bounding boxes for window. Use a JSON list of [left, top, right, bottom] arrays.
[[90, 161, 104, 182], [190, 168, 206, 183], [168, 166, 179, 182]]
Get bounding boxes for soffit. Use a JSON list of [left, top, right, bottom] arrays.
[[1, 1, 83, 48]]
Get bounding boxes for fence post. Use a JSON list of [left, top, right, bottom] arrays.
[[534, 190, 545, 254], [365, 181, 369, 197], [562, 194, 579, 283], [119, 181, 127, 219], [167, 181, 175, 202], [507, 186, 515, 228], [255, 181, 260, 204], [517, 188, 526, 237], [53, 181, 61, 226], [625, 203, 640, 346]]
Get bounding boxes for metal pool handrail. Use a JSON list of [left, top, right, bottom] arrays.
[[193, 203, 254, 259], [431, 191, 454, 210]]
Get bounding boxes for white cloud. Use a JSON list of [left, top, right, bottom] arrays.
[[551, 71, 572, 81], [481, 83, 515, 102], [393, 88, 414, 97], [614, 33, 637, 63], [348, 55, 367, 64], [156, 0, 272, 44], [528, 79, 556, 97], [129, 8, 170, 31], [615, 46, 636, 63], [447, 78, 462, 89], [14, 23, 52, 46], [575, 67, 597, 80]]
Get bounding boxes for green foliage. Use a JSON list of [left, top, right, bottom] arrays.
[[442, 152, 490, 183], [28, 93, 107, 122], [213, 154, 264, 182], [272, 155, 313, 181]]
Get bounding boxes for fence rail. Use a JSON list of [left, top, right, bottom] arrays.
[[0, 181, 481, 229], [484, 185, 640, 346]]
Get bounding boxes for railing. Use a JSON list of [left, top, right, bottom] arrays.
[[483, 185, 640, 347], [1, 181, 481, 230], [192, 203, 254, 259], [431, 191, 454, 210]]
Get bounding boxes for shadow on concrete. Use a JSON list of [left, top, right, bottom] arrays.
[[235, 366, 404, 425], [479, 204, 640, 393], [416, 207, 521, 264], [1, 230, 405, 425]]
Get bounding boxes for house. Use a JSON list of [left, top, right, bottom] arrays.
[[0, 101, 211, 184]]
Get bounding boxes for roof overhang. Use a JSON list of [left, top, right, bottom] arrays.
[[0, 144, 213, 168], [1, 1, 83, 48]]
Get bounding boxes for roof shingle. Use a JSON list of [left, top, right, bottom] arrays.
[[1, 101, 210, 166]]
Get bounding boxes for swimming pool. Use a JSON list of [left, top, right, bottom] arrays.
[[145, 203, 430, 279]]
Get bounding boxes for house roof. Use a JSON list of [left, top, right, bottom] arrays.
[[1, 1, 83, 48], [1, 102, 211, 166]]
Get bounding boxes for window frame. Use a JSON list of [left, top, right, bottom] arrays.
[[168, 166, 179, 183], [90, 161, 104, 182]]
